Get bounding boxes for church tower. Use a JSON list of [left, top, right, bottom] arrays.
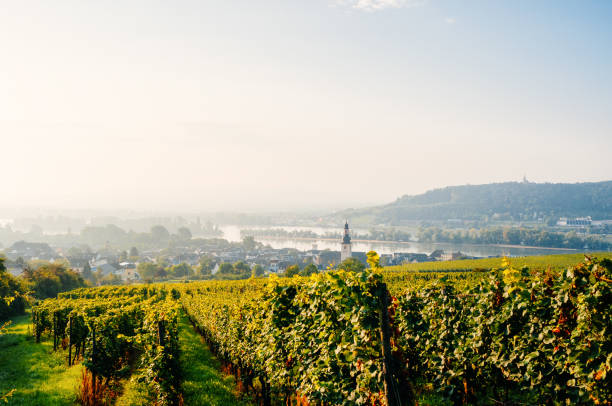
[[340, 221, 352, 262]]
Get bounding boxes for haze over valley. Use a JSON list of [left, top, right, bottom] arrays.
[[1, 2, 611, 406]]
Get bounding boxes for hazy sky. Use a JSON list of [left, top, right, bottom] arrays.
[[1, 1, 611, 212]]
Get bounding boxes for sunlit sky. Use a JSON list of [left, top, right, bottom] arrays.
[[1, 1, 611, 212]]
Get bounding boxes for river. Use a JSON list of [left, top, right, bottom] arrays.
[[216, 225, 584, 257]]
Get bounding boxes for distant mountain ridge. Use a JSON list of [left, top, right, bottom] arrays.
[[339, 181, 612, 225]]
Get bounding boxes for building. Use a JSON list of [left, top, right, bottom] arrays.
[[340, 221, 352, 262], [5, 241, 57, 261], [121, 268, 140, 282], [557, 217, 592, 227], [6, 265, 24, 277], [429, 249, 445, 260], [391, 252, 430, 265], [92, 263, 118, 276], [314, 250, 340, 268], [440, 251, 465, 261]]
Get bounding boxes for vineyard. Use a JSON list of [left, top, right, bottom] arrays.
[[30, 286, 181, 405], [178, 253, 611, 405], [383, 252, 612, 274], [2, 253, 611, 405]]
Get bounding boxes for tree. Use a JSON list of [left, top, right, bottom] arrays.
[[81, 262, 94, 284], [284, 264, 301, 277], [218, 262, 234, 275], [67, 246, 85, 258], [233, 261, 250, 275], [252, 264, 265, 277], [198, 255, 215, 278], [0, 314, 15, 400], [502, 228, 521, 245], [177, 227, 192, 241], [154, 267, 168, 279], [129, 246, 139, 258], [565, 231, 582, 248], [170, 262, 192, 278], [137, 262, 162, 280], [299, 263, 318, 276], [99, 273, 122, 285], [242, 236, 257, 251], [119, 250, 128, 262], [0, 257, 28, 321], [155, 256, 170, 269], [22, 262, 87, 299], [81, 224, 127, 247], [150, 225, 170, 242], [340, 257, 365, 273], [93, 269, 104, 285], [198, 267, 212, 279]]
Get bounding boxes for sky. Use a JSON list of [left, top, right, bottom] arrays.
[[1, 0, 611, 212]]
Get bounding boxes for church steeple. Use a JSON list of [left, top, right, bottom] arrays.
[[341, 220, 352, 261], [342, 221, 351, 244]]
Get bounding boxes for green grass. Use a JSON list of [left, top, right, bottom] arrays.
[[0, 313, 84, 406], [383, 251, 612, 273], [178, 312, 254, 406], [114, 371, 151, 406]]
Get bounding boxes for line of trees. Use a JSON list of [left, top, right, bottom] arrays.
[[135, 256, 367, 282], [0, 257, 28, 321], [0, 223, 222, 251], [20, 262, 87, 299], [241, 228, 413, 242], [136, 258, 264, 281], [1, 258, 88, 321], [417, 226, 611, 250]]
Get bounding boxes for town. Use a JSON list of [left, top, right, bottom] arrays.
[[0, 221, 474, 285]]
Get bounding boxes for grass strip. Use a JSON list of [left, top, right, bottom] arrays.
[[178, 312, 253, 406], [0, 313, 83, 406]]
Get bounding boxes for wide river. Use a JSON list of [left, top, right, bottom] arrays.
[[217, 225, 585, 257]]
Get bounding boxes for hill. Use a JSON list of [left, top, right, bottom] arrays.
[[338, 180, 612, 225]]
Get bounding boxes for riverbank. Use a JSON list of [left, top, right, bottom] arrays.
[[252, 235, 579, 252]]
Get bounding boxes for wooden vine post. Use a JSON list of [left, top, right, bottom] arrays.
[[259, 375, 271, 406], [33, 312, 40, 343], [53, 312, 57, 351], [158, 320, 165, 346], [379, 282, 400, 406], [91, 324, 97, 398], [68, 315, 72, 366]]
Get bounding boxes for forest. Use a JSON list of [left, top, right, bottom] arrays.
[[339, 181, 612, 224]]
